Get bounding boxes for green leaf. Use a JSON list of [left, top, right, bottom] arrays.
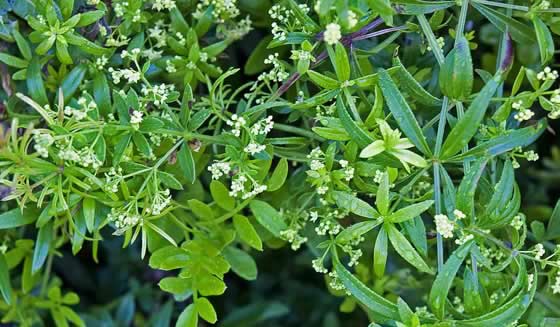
[[223, 246, 258, 281], [0, 208, 38, 229], [336, 97, 373, 148], [463, 268, 484, 315], [157, 171, 183, 190], [176, 304, 198, 327], [0, 254, 12, 305], [113, 133, 131, 166], [393, 56, 441, 106], [386, 223, 433, 274], [456, 158, 488, 217], [284, 0, 321, 32], [93, 72, 111, 117], [76, 10, 104, 27], [12, 29, 32, 61], [393, 0, 454, 15], [178, 144, 196, 184], [82, 198, 95, 233], [32, 220, 53, 273], [533, 17, 555, 65], [453, 120, 547, 161], [249, 200, 287, 237], [439, 36, 473, 100], [233, 215, 263, 251], [376, 171, 390, 215], [60, 64, 87, 102], [546, 200, 560, 240], [368, 0, 394, 25], [440, 77, 500, 159], [159, 277, 191, 295], [307, 70, 339, 89], [26, 57, 48, 106], [472, 3, 535, 44], [333, 257, 399, 321], [149, 246, 189, 270], [333, 191, 380, 219], [336, 220, 383, 243], [378, 69, 431, 156], [188, 199, 214, 220], [328, 42, 351, 81], [267, 158, 288, 192], [196, 297, 217, 324], [0, 53, 27, 68], [312, 126, 351, 141], [210, 180, 235, 211], [428, 240, 475, 319], [387, 200, 434, 223], [373, 227, 388, 277], [458, 260, 535, 326]]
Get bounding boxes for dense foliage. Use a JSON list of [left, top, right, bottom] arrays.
[[0, 0, 559, 326]]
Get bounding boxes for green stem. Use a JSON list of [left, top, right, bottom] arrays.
[[40, 253, 54, 297], [274, 123, 325, 141]]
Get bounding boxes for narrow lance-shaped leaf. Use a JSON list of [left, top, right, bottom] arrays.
[[428, 240, 475, 320], [332, 256, 400, 321], [387, 200, 434, 223], [439, 36, 473, 100], [378, 69, 431, 156], [373, 227, 388, 277], [440, 76, 500, 159], [336, 97, 373, 148], [393, 55, 442, 106], [386, 223, 433, 274]]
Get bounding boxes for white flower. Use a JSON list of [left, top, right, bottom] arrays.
[[310, 159, 324, 171], [427, 37, 445, 51], [146, 189, 171, 215], [78, 147, 102, 169], [514, 108, 534, 122], [32, 130, 54, 158], [344, 167, 355, 181], [226, 114, 246, 136], [455, 233, 474, 245], [312, 258, 328, 273], [324, 23, 342, 45], [453, 209, 466, 220], [244, 143, 266, 155], [528, 273, 534, 290], [250, 115, 274, 135], [534, 243, 545, 260], [108, 207, 142, 233], [317, 185, 328, 195], [130, 110, 144, 127], [339, 160, 348, 168], [510, 214, 524, 230], [525, 150, 539, 161], [309, 211, 319, 222], [552, 272, 560, 294], [152, 0, 176, 11], [208, 162, 231, 179], [537, 66, 558, 81], [104, 167, 123, 193], [435, 214, 454, 238]]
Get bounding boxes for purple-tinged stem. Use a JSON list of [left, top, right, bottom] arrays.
[[352, 26, 408, 41]]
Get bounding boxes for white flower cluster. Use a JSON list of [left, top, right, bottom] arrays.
[[229, 174, 267, 199], [551, 271, 560, 294], [152, 0, 176, 11], [256, 53, 289, 84], [58, 146, 81, 162], [32, 130, 54, 158], [208, 162, 232, 179], [312, 258, 328, 274], [280, 226, 308, 251], [104, 167, 124, 193], [108, 207, 142, 234], [510, 213, 524, 230], [78, 147, 102, 169], [339, 159, 354, 181], [130, 110, 144, 129], [455, 233, 474, 245], [453, 296, 465, 314], [222, 16, 253, 40], [525, 150, 539, 162], [434, 214, 454, 238], [512, 101, 534, 122], [534, 243, 545, 260], [427, 37, 445, 51], [226, 114, 246, 137], [146, 189, 171, 215], [196, 0, 240, 23], [106, 34, 130, 47], [95, 56, 108, 70], [148, 21, 167, 49], [114, 2, 128, 17], [324, 23, 342, 45], [328, 271, 348, 294], [244, 142, 266, 156], [537, 66, 558, 81], [64, 97, 97, 121], [538, 0, 551, 10], [528, 274, 534, 291], [453, 209, 466, 220], [549, 89, 560, 119], [315, 219, 341, 236], [269, 4, 292, 41], [121, 48, 141, 61], [108, 67, 141, 84], [141, 83, 175, 106], [250, 115, 274, 135]]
